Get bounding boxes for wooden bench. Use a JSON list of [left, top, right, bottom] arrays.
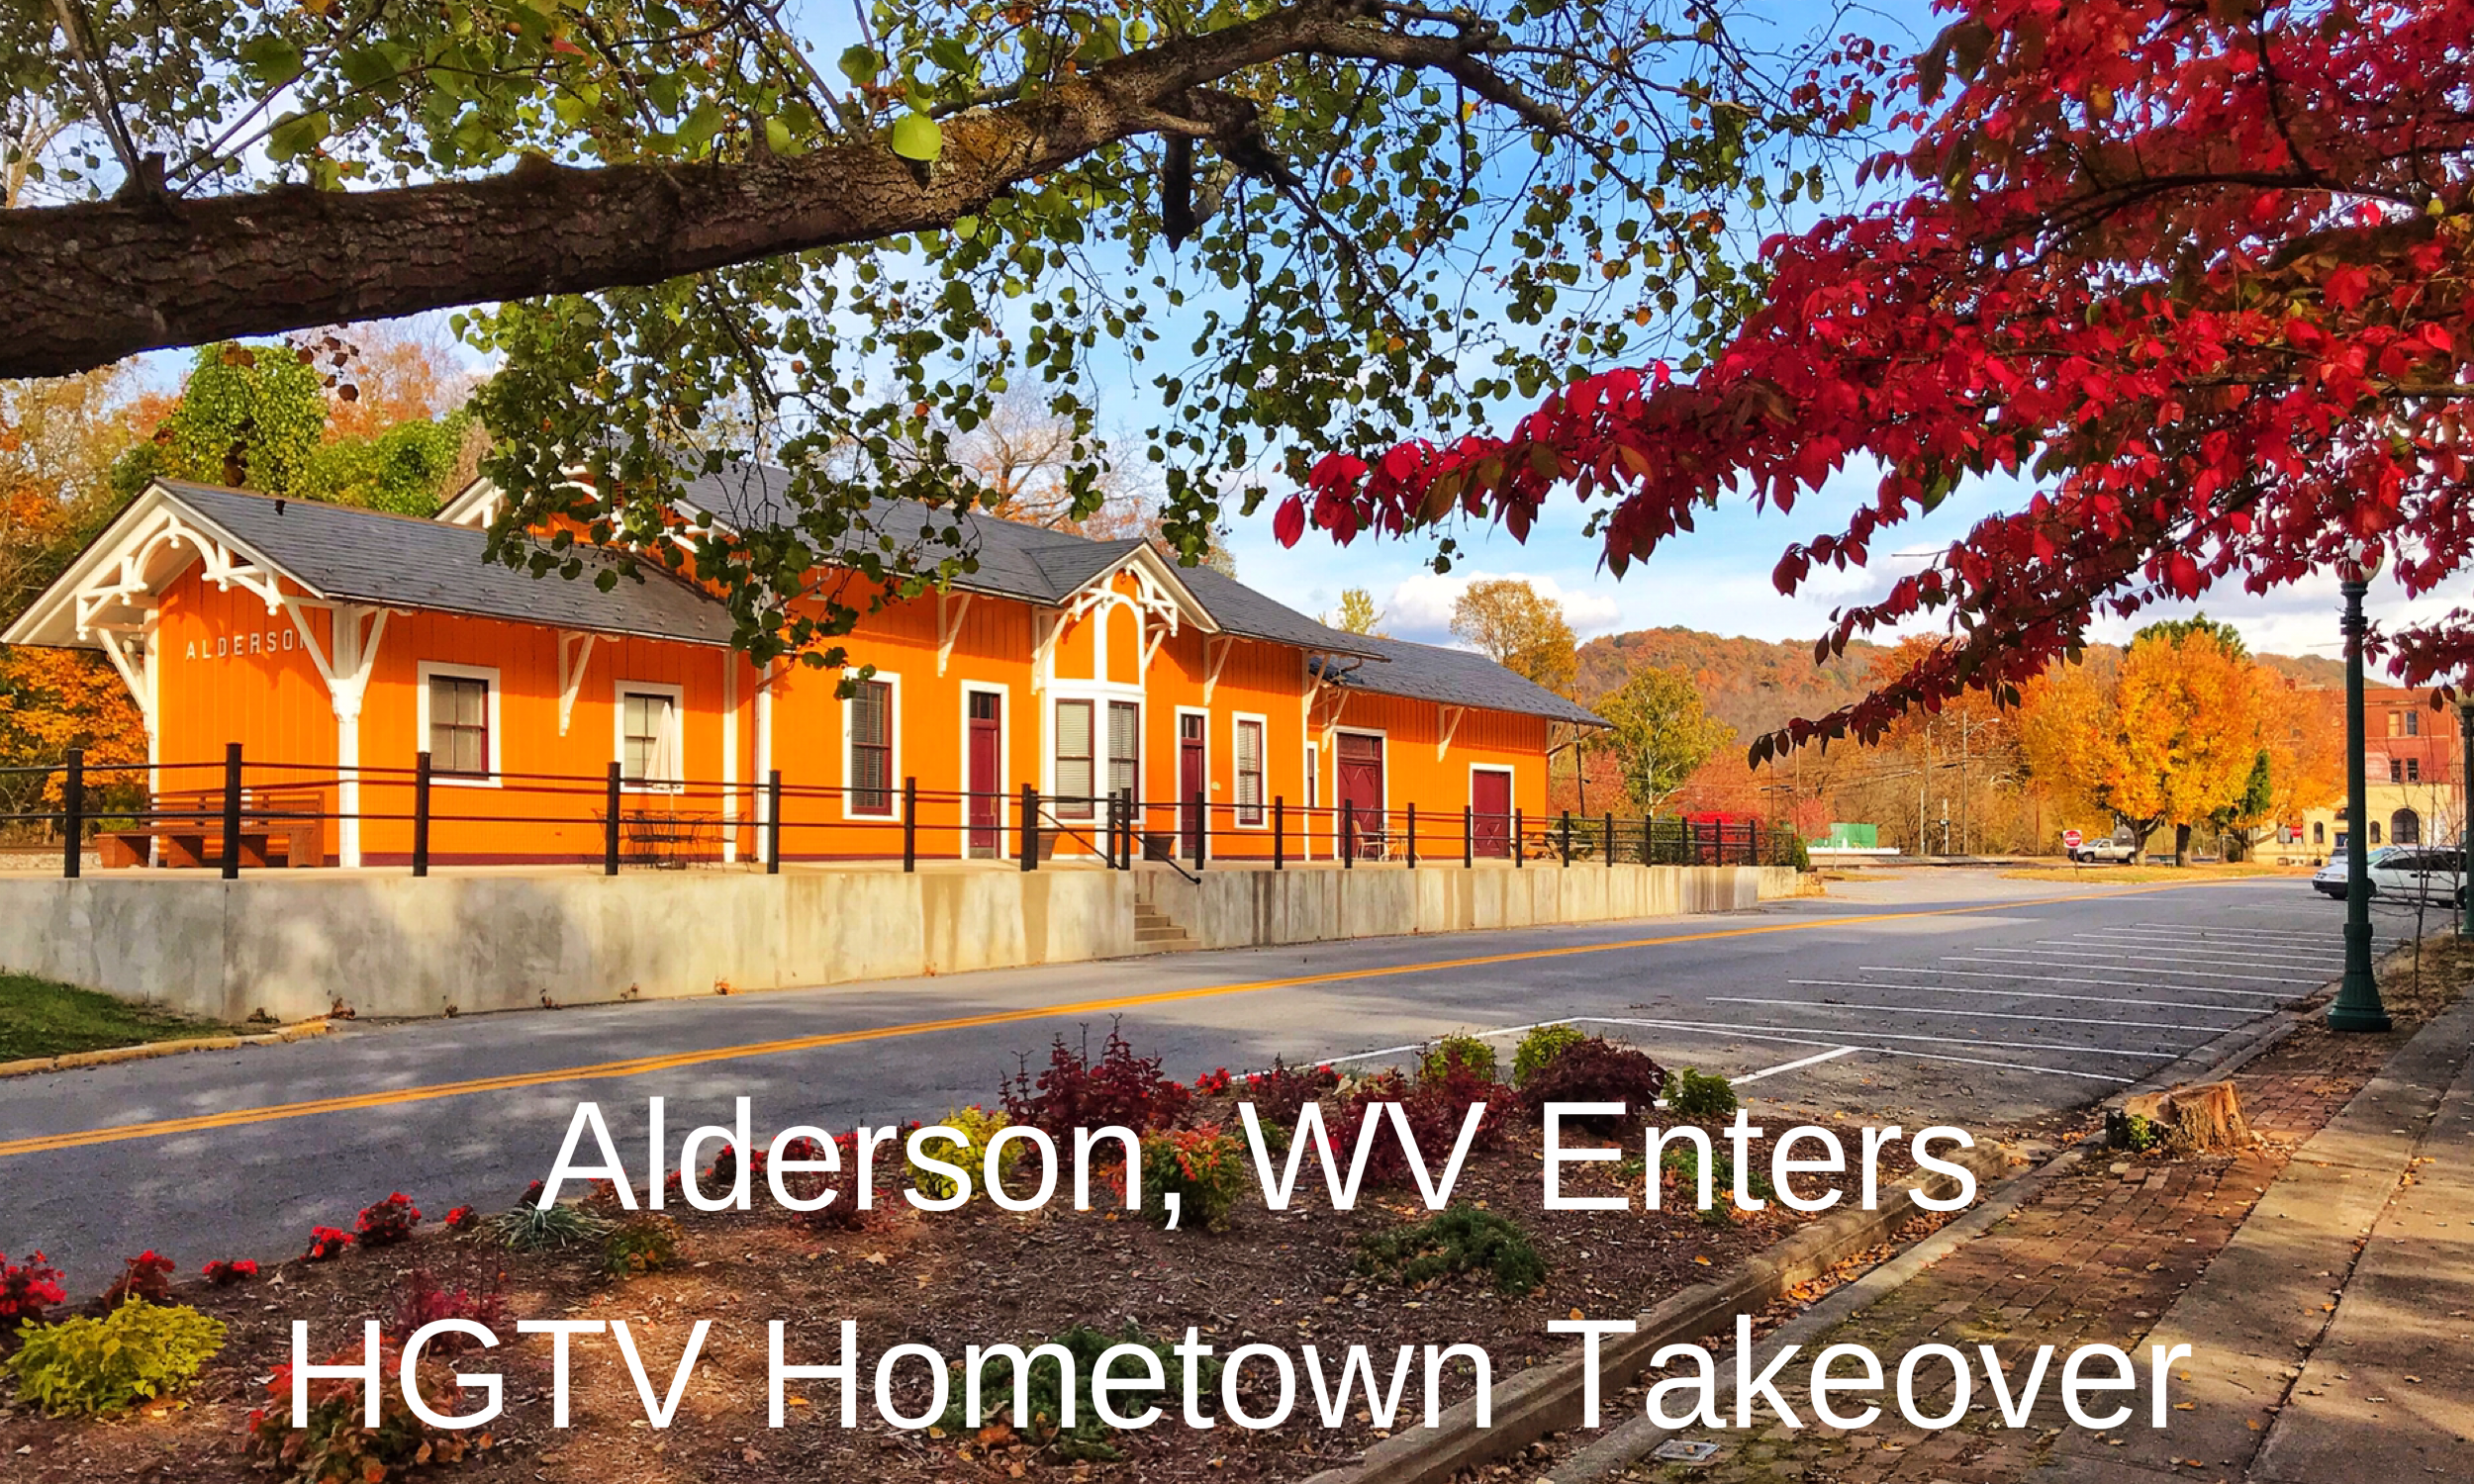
[[97, 788, 329, 870]]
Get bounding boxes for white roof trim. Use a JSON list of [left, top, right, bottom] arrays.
[[2, 481, 316, 650]]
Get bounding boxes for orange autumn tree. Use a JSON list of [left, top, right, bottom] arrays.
[[1, 368, 148, 820], [2020, 622, 2269, 865], [2261, 684, 2344, 842]]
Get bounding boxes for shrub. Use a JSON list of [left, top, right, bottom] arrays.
[[1344, 1066, 1516, 1186], [390, 1271, 506, 1350], [1511, 1024, 1588, 1087], [603, 1217, 682, 1278], [482, 1200, 615, 1253], [1656, 1144, 1772, 1223], [441, 1206, 478, 1233], [100, 1250, 176, 1307], [1138, 1126, 1247, 1233], [787, 1129, 903, 1233], [4, 1299, 226, 1416], [0, 1251, 65, 1336], [1417, 1033, 1499, 1086], [301, 1227, 354, 1262], [202, 1258, 258, 1287], [1235, 1059, 1337, 1145], [1518, 1038, 1665, 1133], [931, 1324, 1216, 1463], [355, 1193, 423, 1248], [245, 1342, 477, 1482], [1355, 1205, 1548, 1296], [1003, 1023, 1192, 1136], [909, 1105, 1014, 1202], [1662, 1067, 1740, 1122], [1192, 1067, 1233, 1096]]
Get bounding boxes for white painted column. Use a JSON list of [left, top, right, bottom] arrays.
[[752, 659, 776, 866], [720, 651, 740, 864], [333, 607, 363, 869]]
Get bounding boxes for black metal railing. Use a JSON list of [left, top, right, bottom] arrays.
[[3, 751, 1805, 878]]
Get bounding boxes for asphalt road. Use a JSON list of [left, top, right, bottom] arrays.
[[0, 869, 2398, 1284]]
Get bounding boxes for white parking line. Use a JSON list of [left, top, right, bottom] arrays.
[[1581, 1018, 2139, 1084], [2094, 929, 2341, 953], [2124, 922, 2337, 942], [2041, 938, 2343, 965], [1710, 995, 2240, 1036], [1867, 966, 2293, 999], [1725, 1045, 1861, 1085], [1585, 1015, 2182, 1060], [1793, 976, 2277, 1015], [1951, 953, 2318, 984]]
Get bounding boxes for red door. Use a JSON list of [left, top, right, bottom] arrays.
[[967, 692, 1000, 855], [1472, 769, 1511, 858], [1179, 714, 1206, 857], [1337, 732, 1384, 855]]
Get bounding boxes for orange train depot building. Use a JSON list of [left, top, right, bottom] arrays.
[[6, 471, 1602, 870]]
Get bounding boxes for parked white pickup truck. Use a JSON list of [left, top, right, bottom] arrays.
[[2069, 832, 2141, 864]]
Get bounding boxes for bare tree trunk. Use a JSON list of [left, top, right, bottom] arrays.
[[2173, 820, 2192, 867]]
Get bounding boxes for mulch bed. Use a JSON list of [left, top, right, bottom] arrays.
[[0, 1083, 1981, 1484]]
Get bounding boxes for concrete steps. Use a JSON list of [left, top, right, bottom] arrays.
[[1132, 900, 1199, 952]]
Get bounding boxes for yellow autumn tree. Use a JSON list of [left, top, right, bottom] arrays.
[[2020, 625, 2270, 864]]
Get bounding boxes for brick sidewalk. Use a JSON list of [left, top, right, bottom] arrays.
[[1573, 1021, 2408, 1484]]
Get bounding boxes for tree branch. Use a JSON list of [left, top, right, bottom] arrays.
[[0, 4, 1537, 378]]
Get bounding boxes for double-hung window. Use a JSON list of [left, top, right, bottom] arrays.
[[1234, 718, 1265, 826], [618, 689, 681, 788], [848, 679, 894, 815], [1055, 699, 1096, 818], [1107, 701, 1141, 800], [428, 676, 491, 778]]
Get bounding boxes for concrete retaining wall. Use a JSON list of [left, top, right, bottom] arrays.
[[0, 863, 1805, 1023]]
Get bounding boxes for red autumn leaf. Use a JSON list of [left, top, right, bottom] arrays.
[[1293, 0, 2474, 751]]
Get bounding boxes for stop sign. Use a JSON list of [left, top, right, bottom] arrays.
[[2062, 828, 2084, 850]]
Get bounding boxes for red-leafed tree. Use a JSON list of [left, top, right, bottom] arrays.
[[1280, 0, 2474, 758]]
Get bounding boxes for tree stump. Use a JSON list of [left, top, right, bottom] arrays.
[[2111, 1081, 2250, 1153]]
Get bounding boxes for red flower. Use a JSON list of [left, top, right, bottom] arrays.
[[202, 1258, 259, 1286], [303, 1226, 354, 1262], [354, 1193, 423, 1248]]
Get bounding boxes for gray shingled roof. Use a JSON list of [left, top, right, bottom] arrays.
[[1315, 635, 1607, 727], [662, 457, 1388, 659], [162, 481, 737, 646]]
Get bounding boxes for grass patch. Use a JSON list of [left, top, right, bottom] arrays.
[[0, 973, 238, 1062]]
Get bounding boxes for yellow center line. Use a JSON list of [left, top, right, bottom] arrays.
[[0, 878, 2277, 1159]]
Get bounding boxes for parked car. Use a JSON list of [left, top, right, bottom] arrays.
[[2069, 832, 2141, 864], [2312, 846, 2466, 904]]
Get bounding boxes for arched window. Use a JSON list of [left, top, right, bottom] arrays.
[[2370, 820, 2384, 845], [2313, 820, 2326, 845], [2392, 809, 2422, 846]]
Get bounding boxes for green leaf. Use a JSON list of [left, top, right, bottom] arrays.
[[890, 113, 942, 162], [266, 111, 332, 161], [838, 45, 883, 85], [239, 36, 303, 87]]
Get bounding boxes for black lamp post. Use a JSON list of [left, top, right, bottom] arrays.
[[2329, 543, 2391, 1032]]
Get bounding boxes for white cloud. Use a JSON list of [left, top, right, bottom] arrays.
[[1380, 570, 1626, 646]]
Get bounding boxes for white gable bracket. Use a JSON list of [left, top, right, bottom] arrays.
[[1437, 704, 1466, 760], [935, 592, 972, 677], [1201, 636, 1235, 704], [557, 632, 600, 736]]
